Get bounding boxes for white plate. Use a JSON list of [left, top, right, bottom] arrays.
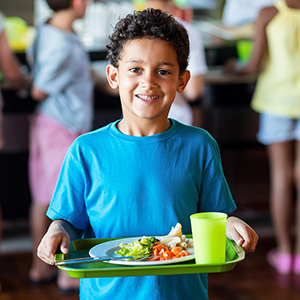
[[89, 237, 195, 266]]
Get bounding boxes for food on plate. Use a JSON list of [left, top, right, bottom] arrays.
[[149, 223, 193, 261], [148, 241, 190, 261], [115, 236, 158, 258], [115, 223, 193, 261], [160, 223, 193, 249]]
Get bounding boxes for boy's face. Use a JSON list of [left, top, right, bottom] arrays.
[[107, 38, 190, 123]]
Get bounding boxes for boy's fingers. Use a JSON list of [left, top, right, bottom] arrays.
[[37, 244, 55, 264], [228, 230, 244, 248], [226, 217, 259, 253], [60, 235, 70, 254], [243, 231, 259, 253], [228, 229, 254, 252], [235, 230, 258, 253], [37, 234, 70, 265]]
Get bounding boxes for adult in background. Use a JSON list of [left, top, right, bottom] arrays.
[[0, 10, 23, 293], [222, 0, 276, 27], [145, 0, 207, 126], [0, 11, 23, 150], [27, 0, 94, 293]]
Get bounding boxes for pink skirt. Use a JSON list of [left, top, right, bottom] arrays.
[[29, 114, 84, 205]]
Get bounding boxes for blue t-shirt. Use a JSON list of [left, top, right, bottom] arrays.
[[27, 24, 94, 133], [47, 119, 236, 300]]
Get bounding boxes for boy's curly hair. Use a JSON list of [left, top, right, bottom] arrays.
[[106, 8, 190, 75]]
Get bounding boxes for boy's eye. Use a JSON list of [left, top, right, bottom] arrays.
[[129, 68, 141, 73], [158, 70, 170, 75]]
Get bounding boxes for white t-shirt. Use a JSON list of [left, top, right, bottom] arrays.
[[28, 24, 94, 133], [178, 18, 207, 76], [222, 0, 276, 27], [168, 17, 207, 125]]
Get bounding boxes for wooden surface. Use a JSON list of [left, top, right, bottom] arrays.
[[209, 237, 300, 300]]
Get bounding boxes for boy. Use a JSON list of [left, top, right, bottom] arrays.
[[27, 0, 93, 293], [37, 9, 258, 300]]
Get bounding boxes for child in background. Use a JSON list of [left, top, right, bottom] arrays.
[[27, 0, 94, 293], [225, 0, 300, 275], [145, 0, 207, 126], [0, 9, 23, 244], [0, 11, 23, 150], [221, 0, 276, 27], [0, 10, 24, 293], [37, 9, 258, 300]]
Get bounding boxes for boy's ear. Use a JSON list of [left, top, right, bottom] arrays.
[[106, 64, 119, 89], [177, 70, 191, 93]]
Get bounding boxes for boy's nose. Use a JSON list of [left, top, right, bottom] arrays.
[[140, 73, 158, 89]]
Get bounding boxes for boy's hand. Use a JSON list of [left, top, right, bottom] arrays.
[[226, 216, 259, 253], [37, 220, 71, 265]]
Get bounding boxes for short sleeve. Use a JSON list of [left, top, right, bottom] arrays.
[[198, 139, 236, 214], [47, 141, 90, 230], [33, 45, 75, 95]]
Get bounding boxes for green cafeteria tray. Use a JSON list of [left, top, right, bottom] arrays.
[[55, 235, 245, 278]]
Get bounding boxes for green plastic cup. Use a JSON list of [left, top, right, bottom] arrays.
[[190, 212, 227, 264], [237, 40, 253, 63]]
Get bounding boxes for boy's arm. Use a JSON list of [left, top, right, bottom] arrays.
[[226, 216, 259, 253], [37, 220, 83, 265]]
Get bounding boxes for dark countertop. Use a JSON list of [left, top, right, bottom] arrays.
[[1, 74, 32, 91], [203, 67, 257, 85]]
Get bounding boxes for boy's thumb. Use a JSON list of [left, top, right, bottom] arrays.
[[228, 231, 244, 247], [60, 237, 70, 254]]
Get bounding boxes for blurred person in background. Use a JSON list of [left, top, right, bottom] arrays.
[[0, 11, 23, 150], [27, 0, 94, 294], [145, 0, 207, 126], [225, 0, 300, 275], [222, 0, 276, 27], [0, 10, 23, 293], [0, 11, 23, 236]]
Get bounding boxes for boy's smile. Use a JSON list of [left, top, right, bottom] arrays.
[[106, 38, 190, 135]]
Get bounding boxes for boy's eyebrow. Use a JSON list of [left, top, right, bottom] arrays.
[[158, 61, 175, 68], [125, 58, 175, 68]]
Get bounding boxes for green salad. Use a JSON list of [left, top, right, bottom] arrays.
[[115, 236, 159, 258]]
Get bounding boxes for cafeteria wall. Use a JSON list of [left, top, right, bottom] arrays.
[[0, 0, 34, 25]]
